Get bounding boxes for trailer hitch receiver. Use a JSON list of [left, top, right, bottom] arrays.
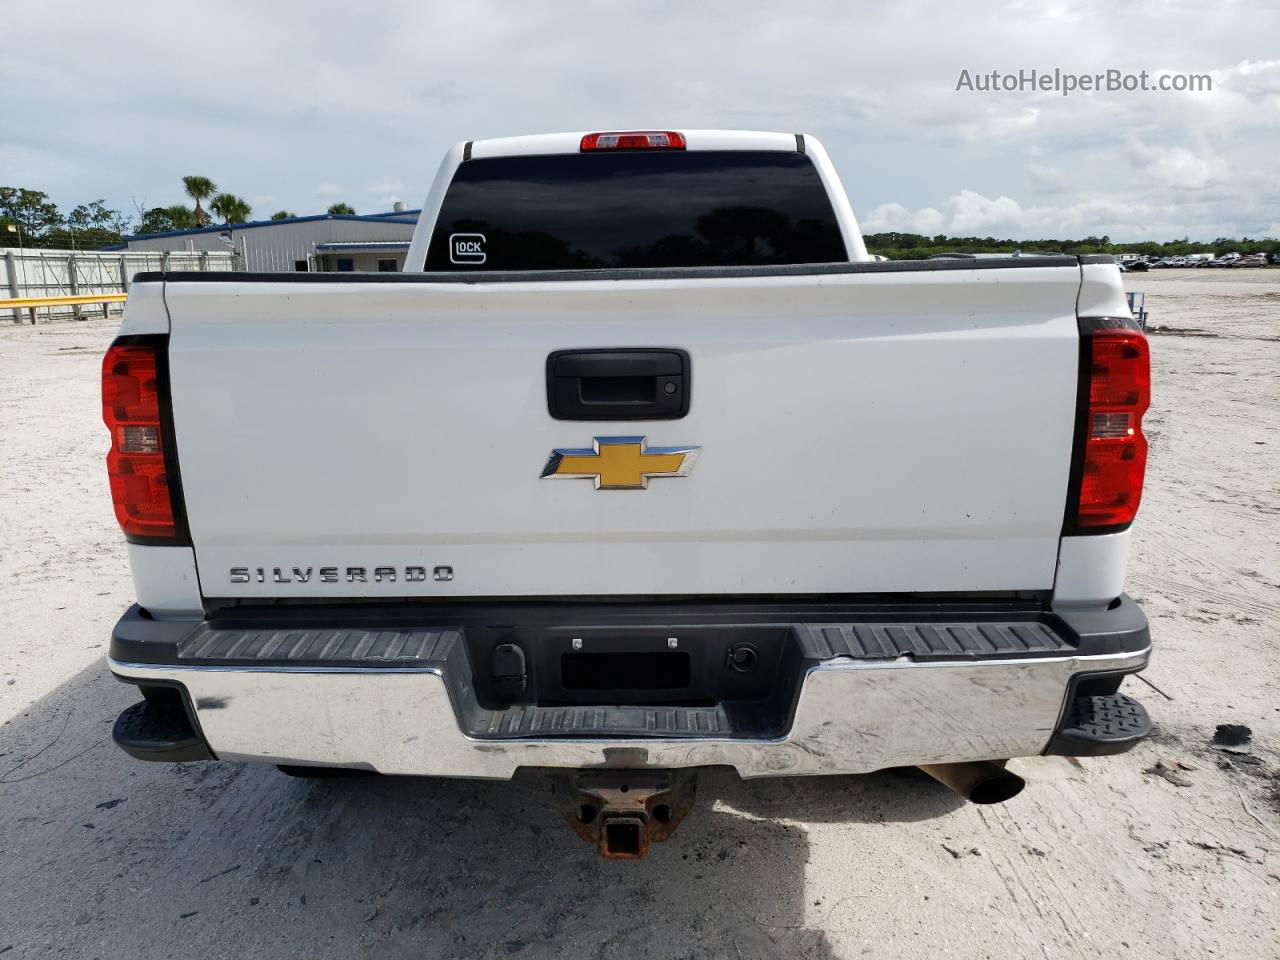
[[559, 770, 696, 859]]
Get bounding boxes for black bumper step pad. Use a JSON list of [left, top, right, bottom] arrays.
[[1047, 692, 1151, 756], [112, 699, 213, 763], [464, 702, 782, 739], [174, 621, 1067, 668], [177, 627, 460, 665], [798, 620, 1070, 661]]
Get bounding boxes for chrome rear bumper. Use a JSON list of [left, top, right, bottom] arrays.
[[109, 644, 1149, 779]]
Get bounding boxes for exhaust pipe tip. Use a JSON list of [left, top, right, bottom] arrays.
[[967, 771, 1025, 805], [918, 761, 1026, 805]]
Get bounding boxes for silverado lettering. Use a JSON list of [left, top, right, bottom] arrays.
[[227, 565, 436, 584]]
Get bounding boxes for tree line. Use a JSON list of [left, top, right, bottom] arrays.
[[3, 182, 1276, 256], [0, 178, 360, 249], [864, 232, 1280, 260]]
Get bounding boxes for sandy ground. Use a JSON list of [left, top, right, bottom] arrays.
[[0, 269, 1276, 959]]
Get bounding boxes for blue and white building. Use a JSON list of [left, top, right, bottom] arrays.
[[105, 205, 418, 272]]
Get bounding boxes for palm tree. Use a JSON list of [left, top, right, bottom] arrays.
[[327, 202, 356, 215], [182, 176, 217, 226], [162, 204, 197, 229], [270, 210, 295, 220], [210, 193, 252, 224]]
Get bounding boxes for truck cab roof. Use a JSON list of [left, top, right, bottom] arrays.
[[467, 129, 805, 159]]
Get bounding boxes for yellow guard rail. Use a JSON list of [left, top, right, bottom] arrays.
[[1, 293, 129, 309]]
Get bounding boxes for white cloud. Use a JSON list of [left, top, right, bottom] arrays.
[[949, 191, 1028, 233], [1200, 59, 1280, 124], [1028, 163, 1071, 193], [364, 177, 407, 210], [1125, 139, 1229, 190], [861, 202, 946, 235], [311, 183, 342, 198], [859, 188, 1254, 240], [912, 103, 1041, 142]]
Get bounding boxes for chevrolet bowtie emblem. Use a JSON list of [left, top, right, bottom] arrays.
[[541, 436, 701, 490]]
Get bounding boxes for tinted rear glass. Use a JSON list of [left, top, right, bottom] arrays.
[[426, 150, 846, 271]]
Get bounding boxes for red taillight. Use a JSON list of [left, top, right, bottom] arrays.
[[1073, 323, 1150, 529], [103, 342, 177, 539], [580, 131, 686, 152]]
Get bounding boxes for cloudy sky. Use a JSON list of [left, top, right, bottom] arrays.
[[3, 0, 1278, 241]]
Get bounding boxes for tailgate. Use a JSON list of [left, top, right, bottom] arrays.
[[163, 264, 1082, 598]]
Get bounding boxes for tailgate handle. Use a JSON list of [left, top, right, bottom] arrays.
[[547, 349, 690, 421]]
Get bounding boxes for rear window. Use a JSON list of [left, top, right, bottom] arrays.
[[426, 150, 846, 271]]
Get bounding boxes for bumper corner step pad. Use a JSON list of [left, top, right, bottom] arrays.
[[177, 626, 459, 666], [798, 620, 1071, 661], [112, 700, 213, 763], [1047, 692, 1151, 757]]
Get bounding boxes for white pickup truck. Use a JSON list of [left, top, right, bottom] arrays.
[[104, 130, 1152, 858]]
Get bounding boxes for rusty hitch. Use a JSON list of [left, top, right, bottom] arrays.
[[557, 770, 696, 860]]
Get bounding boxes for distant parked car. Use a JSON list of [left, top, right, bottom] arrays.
[[1127, 259, 1149, 272]]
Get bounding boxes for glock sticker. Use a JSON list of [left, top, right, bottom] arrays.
[[449, 233, 487, 265]]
